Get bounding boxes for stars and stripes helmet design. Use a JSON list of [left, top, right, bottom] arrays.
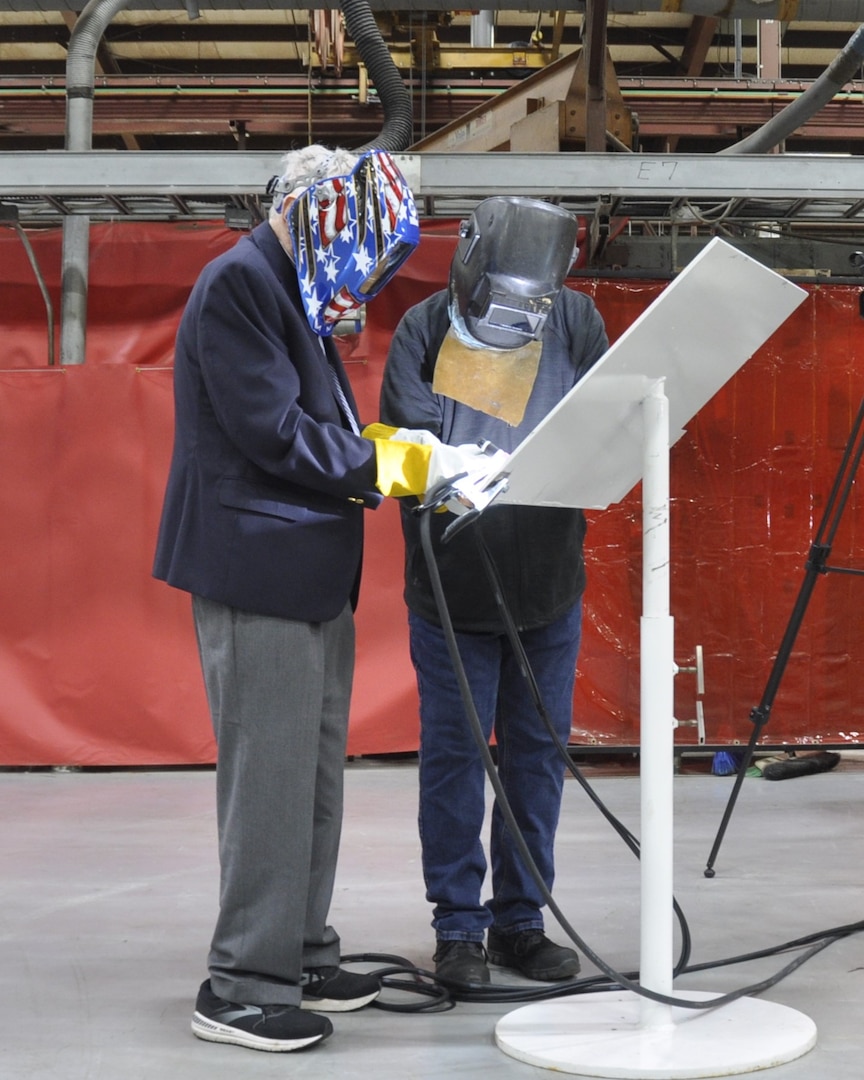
[[287, 149, 420, 336]]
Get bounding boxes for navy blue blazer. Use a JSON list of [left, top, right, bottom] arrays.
[[153, 222, 382, 621]]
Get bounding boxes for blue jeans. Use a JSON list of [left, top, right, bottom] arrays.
[[409, 600, 582, 941]]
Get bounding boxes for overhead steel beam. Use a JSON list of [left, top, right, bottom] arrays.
[[401, 152, 864, 202], [2, 150, 863, 201]]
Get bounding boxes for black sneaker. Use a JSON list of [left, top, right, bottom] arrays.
[[191, 979, 332, 1052], [433, 940, 490, 985], [487, 929, 581, 981], [300, 966, 380, 1012]]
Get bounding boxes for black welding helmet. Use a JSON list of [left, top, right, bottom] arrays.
[[448, 196, 579, 351]]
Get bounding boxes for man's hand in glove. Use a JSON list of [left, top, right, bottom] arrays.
[[363, 423, 509, 507]]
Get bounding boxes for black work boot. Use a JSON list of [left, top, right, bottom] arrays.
[[487, 929, 580, 981], [433, 940, 491, 985]]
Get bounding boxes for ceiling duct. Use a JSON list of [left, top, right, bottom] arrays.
[[339, 0, 414, 152]]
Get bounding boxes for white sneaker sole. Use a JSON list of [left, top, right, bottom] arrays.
[[191, 1012, 329, 1051], [300, 989, 380, 1013]]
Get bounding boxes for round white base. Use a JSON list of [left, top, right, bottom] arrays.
[[495, 990, 816, 1079]]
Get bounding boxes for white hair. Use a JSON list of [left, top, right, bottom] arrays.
[[269, 144, 359, 216]]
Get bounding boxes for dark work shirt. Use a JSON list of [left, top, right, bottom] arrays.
[[380, 287, 609, 632]]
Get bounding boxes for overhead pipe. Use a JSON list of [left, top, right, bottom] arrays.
[[60, 0, 413, 365], [471, 11, 495, 49], [733, 19, 743, 80], [339, 0, 414, 152], [16, 222, 56, 368], [61, 0, 132, 365], [0, 206, 56, 367], [721, 23, 864, 154]]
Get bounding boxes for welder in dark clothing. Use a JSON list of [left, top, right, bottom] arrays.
[[377, 197, 609, 985]]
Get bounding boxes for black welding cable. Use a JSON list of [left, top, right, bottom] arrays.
[[416, 501, 858, 1011], [472, 530, 864, 991], [470, 528, 692, 975]]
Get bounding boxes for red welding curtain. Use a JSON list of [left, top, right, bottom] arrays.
[[1, 221, 863, 765]]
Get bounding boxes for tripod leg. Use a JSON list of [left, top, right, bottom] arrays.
[[703, 396, 864, 876], [703, 715, 767, 877], [703, 561, 823, 877]]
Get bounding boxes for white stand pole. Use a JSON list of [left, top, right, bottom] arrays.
[[495, 383, 817, 1079], [639, 380, 675, 1031]]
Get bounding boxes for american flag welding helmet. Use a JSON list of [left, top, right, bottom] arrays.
[[287, 149, 420, 336]]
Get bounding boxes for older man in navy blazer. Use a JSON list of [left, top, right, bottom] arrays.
[[153, 144, 422, 1053]]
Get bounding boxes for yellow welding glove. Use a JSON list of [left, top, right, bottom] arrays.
[[362, 423, 434, 498], [364, 423, 510, 506]]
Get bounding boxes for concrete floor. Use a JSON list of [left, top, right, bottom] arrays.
[[2, 755, 862, 1079]]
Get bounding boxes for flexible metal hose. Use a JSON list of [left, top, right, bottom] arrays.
[[340, 0, 414, 152], [721, 23, 864, 154]]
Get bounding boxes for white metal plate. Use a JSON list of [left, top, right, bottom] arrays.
[[489, 237, 807, 510]]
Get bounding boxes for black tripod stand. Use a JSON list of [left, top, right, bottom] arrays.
[[704, 394, 864, 878]]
